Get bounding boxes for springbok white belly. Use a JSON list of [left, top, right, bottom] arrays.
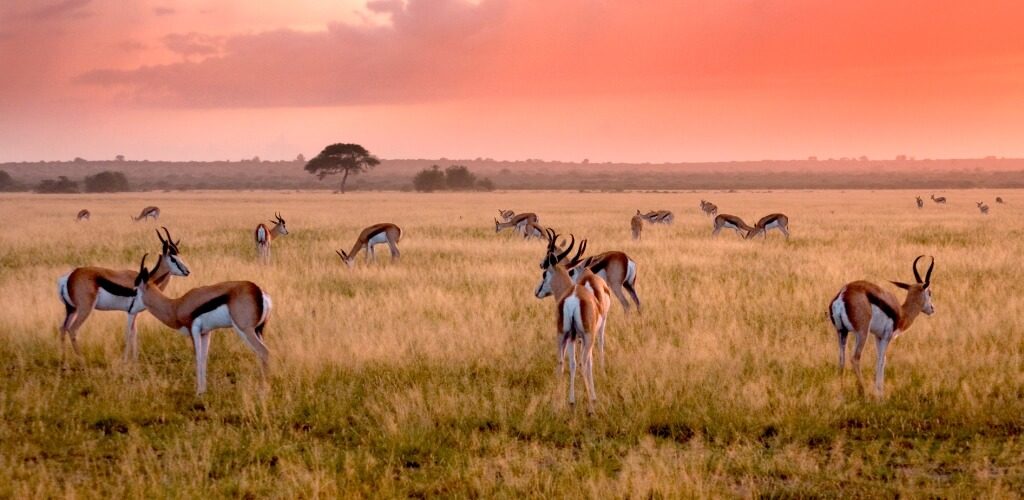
[[94, 289, 136, 311], [765, 221, 781, 230], [367, 232, 389, 248], [868, 305, 895, 338], [193, 305, 234, 333]]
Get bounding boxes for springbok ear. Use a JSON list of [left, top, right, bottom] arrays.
[[890, 281, 912, 290]]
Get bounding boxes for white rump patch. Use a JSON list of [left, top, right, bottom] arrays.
[[830, 290, 854, 332]]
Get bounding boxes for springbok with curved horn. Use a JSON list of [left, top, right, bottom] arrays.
[[931, 194, 946, 204], [497, 209, 516, 222], [336, 223, 403, 267], [494, 212, 539, 235], [916, 196, 924, 209], [57, 227, 191, 362], [745, 213, 790, 240], [712, 214, 753, 237], [640, 210, 674, 225], [76, 209, 90, 221], [829, 256, 935, 397], [131, 206, 160, 222], [539, 229, 641, 314], [631, 211, 644, 240], [977, 202, 990, 215], [255, 212, 289, 263], [700, 200, 718, 217], [128, 255, 271, 395], [534, 235, 604, 411]]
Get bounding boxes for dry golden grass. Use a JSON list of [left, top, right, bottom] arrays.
[[1, 189, 1022, 497]]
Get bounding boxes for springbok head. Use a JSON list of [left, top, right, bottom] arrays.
[[534, 232, 576, 298], [155, 226, 190, 277], [890, 255, 935, 316], [270, 212, 289, 235]]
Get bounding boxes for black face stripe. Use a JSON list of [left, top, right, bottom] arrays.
[[865, 292, 900, 324], [97, 277, 137, 297]]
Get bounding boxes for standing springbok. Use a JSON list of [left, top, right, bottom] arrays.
[[977, 202, 990, 215], [521, 220, 548, 240], [829, 256, 935, 397], [76, 209, 91, 221], [131, 206, 160, 222], [745, 213, 790, 240], [712, 214, 753, 237], [255, 212, 289, 263], [641, 210, 674, 224], [996, 197, 1005, 204], [336, 223, 403, 267], [57, 227, 191, 362], [931, 194, 946, 204], [915, 196, 924, 209], [700, 200, 718, 217], [631, 211, 644, 240], [539, 229, 641, 314], [129, 255, 271, 395], [494, 212, 539, 235], [534, 236, 603, 411]]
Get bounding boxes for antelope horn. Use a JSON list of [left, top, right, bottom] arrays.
[[555, 234, 575, 263], [924, 256, 935, 286], [912, 255, 924, 283], [155, 228, 167, 245]]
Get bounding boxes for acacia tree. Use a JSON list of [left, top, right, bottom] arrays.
[[304, 143, 380, 193]]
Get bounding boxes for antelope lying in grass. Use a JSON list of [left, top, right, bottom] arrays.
[[535, 234, 609, 411], [829, 256, 935, 397], [745, 213, 790, 240], [76, 209, 90, 221], [931, 194, 946, 204], [336, 223, 403, 267], [977, 202, 990, 215], [700, 200, 718, 217], [712, 214, 752, 237], [916, 196, 924, 209], [58, 227, 191, 363], [129, 255, 271, 395], [640, 210, 674, 224], [631, 212, 644, 240], [132, 206, 160, 222], [255, 212, 289, 263]]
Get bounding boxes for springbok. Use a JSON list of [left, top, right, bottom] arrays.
[[631, 212, 644, 240], [712, 214, 753, 237], [129, 255, 271, 395], [996, 197, 1005, 204], [931, 194, 946, 204], [336, 223, 403, 267], [57, 227, 191, 362], [76, 209, 91, 221], [745, 213, 790, 240], [915, 196, 924, 209], [641, 210, 674, 224], [494, 212, 539, 235], [132, 206, 160, 222], [700, 200, 718, 217], [539, 229, 641, 314], [535, 236, 604, 411], [255, 212, 289, 263], [521, 220, 548, 240], [977, 202, 990, 215], [829, 256, 935, 397], [497, 209, 517, 222]]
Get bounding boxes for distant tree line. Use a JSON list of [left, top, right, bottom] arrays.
[[27, 170, 132, 193], [412, 165, 495, 192]]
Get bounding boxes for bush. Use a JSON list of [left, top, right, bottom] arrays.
[[476, 178, 495, 191], [84, 171, 130, 192], [413, 165, 497, 192], [0, 170, 20, 192], [445, 165, 477, 190], [35, 176, 79, 193], [412, 165, 447, 192]]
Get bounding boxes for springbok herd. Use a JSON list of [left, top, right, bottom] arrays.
[[59, 194, 1004, 409]]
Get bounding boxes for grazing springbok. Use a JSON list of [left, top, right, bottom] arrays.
[[829, 256, 935, 397], [641, 210, 674, 224], [534, 236, 604, 411], [57, 227, 191, 362], [336, 223, 403, 267], [745, 213, 790, 240], [996, 197, 1005, 204], [712, 214, 753, 237], [700, 200, 718, 217], [521, 220, 548, 240], [76, 209, 91, 221], [131, 206, 160, 222], [631, 211, 644, 240], [494, 212, 539, 235], [977, 202, 990, 215], [255, 212, 289, 263], [931, 194, 946, 204], [129, 255, 271, 395], [497, 209, 517, 222], [539, 229, 641, 314], [915, 196, 924, 209]]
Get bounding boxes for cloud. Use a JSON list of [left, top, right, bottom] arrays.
[[162, 32, 223, 58], [25, 0, 92, 21], [153, 6, 176, 16]]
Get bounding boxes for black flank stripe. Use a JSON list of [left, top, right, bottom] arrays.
[[97, 277, 136, 297], [367, 227, 386, 241], [194, 295, 230, 318], [589, 259, 608, 274], [865, 292, 900, 324]]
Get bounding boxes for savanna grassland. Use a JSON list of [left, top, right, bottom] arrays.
[[1, 190, 1023, 497]]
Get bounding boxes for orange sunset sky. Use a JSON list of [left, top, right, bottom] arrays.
[[1, 0, 1023, 163]]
